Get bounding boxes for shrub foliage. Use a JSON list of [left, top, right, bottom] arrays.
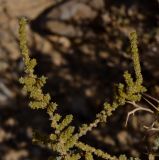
[[19, 17, 157, 160]]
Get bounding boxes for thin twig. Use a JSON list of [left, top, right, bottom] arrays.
[[144, 122, 159, 132], [142, 96, 159, 112], [144, 126, 159, 132], [125, 101, 154, 126], [143, 93, 159, 103]]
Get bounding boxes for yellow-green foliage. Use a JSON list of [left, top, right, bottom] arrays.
[[19, 17, 149, 160]]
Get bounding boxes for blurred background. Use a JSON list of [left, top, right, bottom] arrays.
[[0, 0, 159, 159]]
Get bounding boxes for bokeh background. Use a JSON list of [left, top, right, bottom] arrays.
[[0, 0, 159, 159]]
